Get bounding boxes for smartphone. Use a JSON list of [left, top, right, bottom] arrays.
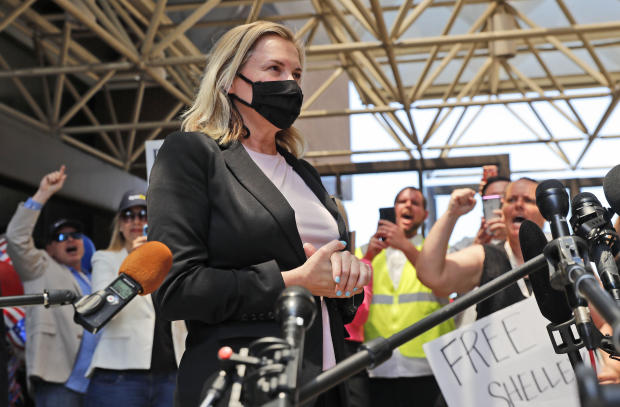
[[143, 224, 148, 236], [379, 207, 396, 224], [482, 195, 502, 220]]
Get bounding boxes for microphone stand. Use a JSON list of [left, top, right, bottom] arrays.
[[298, 253, 547, 404], [543, 235, 620, 351], [0, 289, 77, 308]]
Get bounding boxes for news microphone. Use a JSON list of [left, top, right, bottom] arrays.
[[519, 220, 590, 366], [603, 164, 620, 217], [570, 192, 620, 302], [0, 289, 77, 308], [275, 286, 317, 349], [74, 241, 172, 333], [535, 180, 601, 351], [536, 179, 572, 239], [535, 179, 592, 289], [519, 220, 572, 323]]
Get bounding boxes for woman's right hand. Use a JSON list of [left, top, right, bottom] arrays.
[[282, 240, 371, 298], [130, 236, 147, 252]]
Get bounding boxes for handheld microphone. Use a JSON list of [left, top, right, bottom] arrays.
[[603, 164, 620, 217], [570, 192, 620, 302], [73, 241, 172, 333]]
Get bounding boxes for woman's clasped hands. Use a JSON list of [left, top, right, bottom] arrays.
[[282, 240, 371, 298]]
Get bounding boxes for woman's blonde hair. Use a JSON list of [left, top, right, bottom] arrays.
[[182, 21, 305, 157], [107, 213, 125, 251]]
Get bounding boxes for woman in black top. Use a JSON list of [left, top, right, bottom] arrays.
[[148, 21, 370, 407]]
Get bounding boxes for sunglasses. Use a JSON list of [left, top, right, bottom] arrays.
[[54, 232, 83, 242], [120, 208, 147, 222]]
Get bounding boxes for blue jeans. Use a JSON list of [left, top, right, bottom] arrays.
[[85, 370, 176, 407], [33, 380, 84, 407]]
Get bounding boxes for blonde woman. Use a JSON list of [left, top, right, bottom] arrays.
[[85, 191, 186, 407], [148, 21, 371, 406]]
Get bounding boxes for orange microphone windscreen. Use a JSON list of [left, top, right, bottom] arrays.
[[118, 241, 172, 295]]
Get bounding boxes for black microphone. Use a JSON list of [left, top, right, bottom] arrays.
[[519, 220, 572, 323], [0, 289, 77, 308], [536, 179, 572, 239], [273, 286, 316, 404], [535, 180, 600, 351], [275, 286, 317, 349], [571, 192, 620, 302], [603, 164, 620, 217], [519, 220, 588, 366], [535, 179, 591, 291]]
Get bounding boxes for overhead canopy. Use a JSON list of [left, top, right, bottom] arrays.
[[1, 0, 619, 177]]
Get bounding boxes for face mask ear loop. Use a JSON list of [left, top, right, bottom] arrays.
[[228, 93, 253, 109], [228, 93, 251, 139], [237, 73, 254, 85], [227, 73, 254, 108]]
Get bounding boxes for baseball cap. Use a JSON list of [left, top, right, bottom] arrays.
[[48, 218, 84, 242], [118, 190, 147, 212]]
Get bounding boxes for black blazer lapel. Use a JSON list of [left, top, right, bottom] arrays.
[[222, 141, 306, 262]]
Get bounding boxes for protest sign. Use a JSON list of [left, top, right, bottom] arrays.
[[145, 139, 164, 182], [424, 297, 583, 407]]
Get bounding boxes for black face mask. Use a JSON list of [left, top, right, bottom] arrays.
[[229, 73, 303, 129]]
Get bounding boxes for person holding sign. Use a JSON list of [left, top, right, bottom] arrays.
[[147, 21, 370, 407], [416, 178, 545, 319], [359, 187, 455, 407]]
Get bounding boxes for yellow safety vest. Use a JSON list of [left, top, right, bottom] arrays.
[[361, 247, 455, 358]]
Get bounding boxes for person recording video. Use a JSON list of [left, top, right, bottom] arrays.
[[148, 21, 370, 407], [357, 187, 454, 407]]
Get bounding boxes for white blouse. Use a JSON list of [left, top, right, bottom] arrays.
[[245, 145, 340, 370]]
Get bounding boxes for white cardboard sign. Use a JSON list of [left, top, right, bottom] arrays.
[[145, 139, 164, 183], [424, 297, 580, 407]]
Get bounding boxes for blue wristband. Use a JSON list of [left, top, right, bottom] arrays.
[[24, 197, 43, 211]]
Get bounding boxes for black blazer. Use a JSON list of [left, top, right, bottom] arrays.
[[148, 132, 359, 406]]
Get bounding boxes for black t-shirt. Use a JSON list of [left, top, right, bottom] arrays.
[[475, 243, 528, 320]]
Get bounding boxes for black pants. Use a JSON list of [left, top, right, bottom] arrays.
[[369, 376, 440, 407]]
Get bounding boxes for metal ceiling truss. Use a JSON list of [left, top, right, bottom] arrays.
[[1, 0, 619, 175]]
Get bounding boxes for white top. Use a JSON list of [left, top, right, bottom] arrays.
[[368, 235, 434, 378], [245, 146, 340, 370]]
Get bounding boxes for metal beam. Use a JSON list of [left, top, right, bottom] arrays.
[[306, 21, 620, 56], [313, 154, 510, 176], [415, 91, 613, 109]]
